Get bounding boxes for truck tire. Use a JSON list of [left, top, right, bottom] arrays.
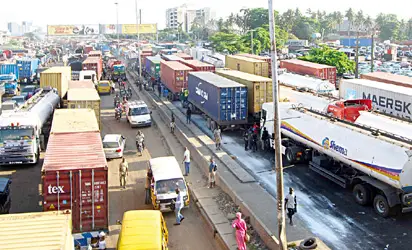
[[285, 148, 296, 164], [353, 184, 371, 206], [373, 194, 390, 217], [299, 237, 317, 249]]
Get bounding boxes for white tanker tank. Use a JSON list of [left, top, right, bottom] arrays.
[[262, 102, 412, 217]]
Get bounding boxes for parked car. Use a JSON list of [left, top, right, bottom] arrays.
[[20, 85, 37, 100], [103, 134, 126, 159]]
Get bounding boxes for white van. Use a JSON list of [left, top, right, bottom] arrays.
[[79, 70, 97, 82], [125, 100, 152, 127], [149, 156, 190, 212]]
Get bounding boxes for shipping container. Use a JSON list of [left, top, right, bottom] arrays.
[[0, 63, 19, 78], [0, 211, 74, 250], [152, 46, 165, 55], [157, 43, 176, 50], [188, 72, 248, 126], [175, 53, 193, 60], [40, 66, 71, 98], [82, 57, 103, 80], [51, 109, 99, 134], [215, 69, 272, 115], [16, 58, 40, 80], [225, 55, 269, 77], [3, 50, 12, 58], [181, 59, 215, 72], [161, 54, 185, 62], [68, 80, 95, 89], [88, 50, 102, 59], [190, 47, 212, 61], [161, 61, 193, 94], [339, 78, 412, 120], [67, 88, 101, 128], [42, 132, 108, 233], [84, 45, 94, 54], [280, 59, 337, 85], [360, 72, 412, 89], [159, 49, 178, 55], [237, 53, 272, 77], [145, 56, 162, 78]]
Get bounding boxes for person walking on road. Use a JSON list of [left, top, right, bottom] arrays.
[[251, 132, 258, 152], [173, 188, 185, 225], [145, 167, 153, 204], [261, 127, 269, 151], [157, 83, 162, 97], [186, 107, 192, 124], [285, 187, 297, 225], [182, 147, 190, 176], [243, 130, 249, 151], [119, 158, 129, 189], [232, 212, 248, 250], [214, 126, 222, 150], [208, 157, 217, 188], [91, 232, 107, 250], [170, 113, 176, 133]]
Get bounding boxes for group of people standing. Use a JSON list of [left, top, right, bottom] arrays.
[[243, 123, 271, 152]]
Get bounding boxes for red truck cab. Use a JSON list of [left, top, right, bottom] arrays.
[[327, 99, 372, 122]]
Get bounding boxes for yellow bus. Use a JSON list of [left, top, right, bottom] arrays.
[[117, 210, 169, 250]]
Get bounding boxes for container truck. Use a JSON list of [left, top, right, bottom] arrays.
[[40, 66, 71, 98], [84, 45, 94, 54], [225, 55, 269, 77], [339, 78, 412, 120], [0, 211, 75, 250], [237, 53, 272, 77], [202, 55, 225, 68], [190, 47, 212, 61], [261, 101, 412, 217], [159, 49, 178, 55], [161, 54, 185, 62], [42, 131, 108, 237], [16, 58, 40, 82], [145, 56, 162, 79], [161, 61, 192, 96], [181, 60, 215, 72], [51, 109, 99, 134], [215, 69, 272, 118], [113, 64, 126, 81], [68, 80, 95, 90], [0, 74, 18, 96], [0, 87, 60, 165], [67, 88, 101, 128], [0, 63, 19, 79], [82, 57, 103, 81], [279, 59, 337, 85], [187, 72, 248, 129], [175, 53, 193, 60], [88, 50, 102, 59], [361, 72, 412, 89], [278, 71, 336, 94]]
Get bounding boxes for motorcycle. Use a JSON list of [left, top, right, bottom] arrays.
[[136, 141, 143, 156], [127, 88, 132, 97], [115, 109, 122, 121], [139, 83, 143, 91], [114, 99, 120, 108]]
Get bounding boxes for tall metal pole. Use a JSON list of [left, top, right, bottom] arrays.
[[115, 2, 119, 57], [251, 31, 254, 54], [267, 0, 287, 249], [371, 31, 375, 72], [135, 0, 142, 78]]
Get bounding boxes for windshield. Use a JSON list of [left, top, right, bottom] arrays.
[[0, 128, 34, 141], [99, 83, 110, 87], [130, 107, 149, 116], [12, 97, 25, 103], [22, 87, 35, 93], [103, 141, 119, 148], [2, 104, 15, 111], [156, 178, 186, 195]]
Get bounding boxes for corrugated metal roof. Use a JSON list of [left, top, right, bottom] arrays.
[[184, 60, 213, 67], [51, 109, 99, 134], [216, 69, 271, 82], [0, 211, 73, 250], [343, 78, 412, 95], [283, 59, 335, 69], [43, 132, 107, 171], [162, 60, 192, 70], [227, 55, 265, 63], [67, 88, 100, 101], [189, 71, 245, 88], [42, 66, 71, 74], [362, 72, 412, 85]]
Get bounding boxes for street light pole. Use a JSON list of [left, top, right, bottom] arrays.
[[267, 0, 287, 249], [115, 2, 119, 56], [135, 0, 142, 79]]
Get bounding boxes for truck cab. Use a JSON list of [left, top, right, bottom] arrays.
[[1, 100, 17, 114], [79, 70, 97, 83], [125, 100, 152, 127]]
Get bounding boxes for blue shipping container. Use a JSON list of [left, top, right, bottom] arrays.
[[16, 58, 40, 79], [0, 64, 19, 79], [340, 38, 372, 47], [188, 72, 248, 125]]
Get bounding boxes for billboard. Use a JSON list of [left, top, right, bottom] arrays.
[[47, 25, 100, 36], [102, 24, 118, 34], [121, 24, 157, 34]]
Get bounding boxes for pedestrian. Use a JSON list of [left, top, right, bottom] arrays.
[[170, 114, 176, 133], [261, 127, 269, 151], [243, 130, 249, 151], [285, 187, 297, 225], [145, 167, 153, 204], [251, 132, 258, 152], [173, 188, 185, 225], [214, 126, 222, 150], [91, 232, 107, 250], [210, 119, 216, 132], [119, 158, 129, 189], [111, 81, 115, 94], [182, 147, 190, 176], [232, 212, 248, 250], [157, 83, 162, 97], [208, 157, 217, 188], [186, 107, 192, 124], [247, 127, 253, 150]]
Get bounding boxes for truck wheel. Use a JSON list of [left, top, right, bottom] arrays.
[[353, 184, 371, 206], [285, 148, 295, 164], [299, 237, 317, 249], [373, 194, 390, 217]]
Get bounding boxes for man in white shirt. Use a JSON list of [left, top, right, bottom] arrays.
[[285, 187, 297, 225], [182, 147, 190, 176], [174, 188, 185, 225]]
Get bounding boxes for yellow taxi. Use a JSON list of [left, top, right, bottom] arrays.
[[97, 80, 111, 95]]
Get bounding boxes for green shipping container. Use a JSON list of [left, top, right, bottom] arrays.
[[145, 56, 162, 78]]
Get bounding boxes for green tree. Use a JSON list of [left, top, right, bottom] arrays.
[[345, 8, 355, 36], [300, 46, 355, 74], [209, 32, 247, 54]]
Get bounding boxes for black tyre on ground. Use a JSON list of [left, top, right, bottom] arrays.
[[373, 194, 390, 218], [285, 148, 295, 164], [353, 184, 372, 206]]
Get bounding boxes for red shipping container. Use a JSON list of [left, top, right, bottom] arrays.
[[180, 60, 215, 72], [280, 59, 337, 85], [42, 132, 108, 233], [175, 53, 193, 60], [361, 72, 412, 88], [83, 57, 103, 80], [237, 53, 272, 76], [161, 61, 193, 93], [84, 45, 94, 54]]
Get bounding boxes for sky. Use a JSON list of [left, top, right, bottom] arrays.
[[1, 0, 411, 31]]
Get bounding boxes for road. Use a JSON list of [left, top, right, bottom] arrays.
[[0, 85, 220, 250]]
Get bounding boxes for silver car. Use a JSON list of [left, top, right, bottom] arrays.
[[103, 134, 126, 159]]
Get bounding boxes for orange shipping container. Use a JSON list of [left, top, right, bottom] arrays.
[[360, 72, 412, 88], [279, 59, 337, 85], [160, 61, 193, 93], [180, 60, 215, 72]]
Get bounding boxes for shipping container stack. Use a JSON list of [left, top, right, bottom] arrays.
[[237, 53, 272, 77], [180, 59, 216, 72], [160, 61, 193, 96], [225, 55, 269, 78], [175, 53, 193, 60]]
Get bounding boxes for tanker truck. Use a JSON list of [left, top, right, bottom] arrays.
[[261, 102, 412, 217], [0, 87, 60, 165]]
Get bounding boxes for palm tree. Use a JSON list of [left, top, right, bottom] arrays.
[[345, 8, 354, 36], [335, 11, 344, 33], [354, 10, 365, 78]]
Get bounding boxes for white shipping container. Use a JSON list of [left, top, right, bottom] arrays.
[[278, 72, 336, 94], [339, 79, 412, 120], [190, 47, 212, 61]]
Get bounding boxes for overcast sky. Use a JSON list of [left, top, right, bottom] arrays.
[[1, 0, 411, 30]]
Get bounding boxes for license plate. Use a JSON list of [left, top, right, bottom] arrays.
[[9, 161, 23, 164]]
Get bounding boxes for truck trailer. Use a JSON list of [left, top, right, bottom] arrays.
[[261, 102, 412, 217]]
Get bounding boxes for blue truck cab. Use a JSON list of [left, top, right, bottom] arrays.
[[0, 74, 18, 96]]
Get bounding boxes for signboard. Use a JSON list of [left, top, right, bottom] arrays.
[[47, 25, 100, 36], [121, 24, 157, 34], [286, 40, 308, 47], [103, 24, 118, 34]]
